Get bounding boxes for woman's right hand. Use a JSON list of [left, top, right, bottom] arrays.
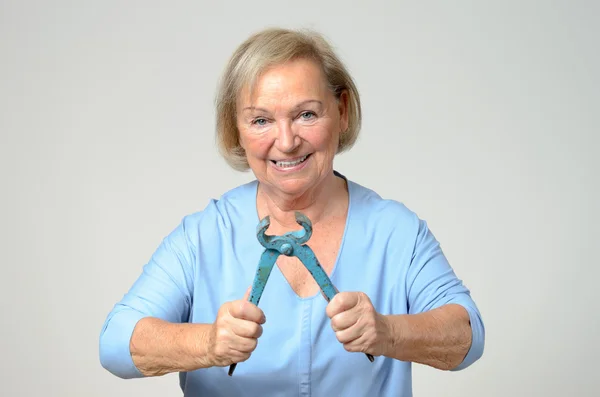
[[207, 288, 266, 367]]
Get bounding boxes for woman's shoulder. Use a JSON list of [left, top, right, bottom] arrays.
[[175, 180, 258, 239], [346, 177, 421, 236], [348, 178, 417, 217]]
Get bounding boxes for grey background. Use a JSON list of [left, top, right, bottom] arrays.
[[1, 1, 598, 396]]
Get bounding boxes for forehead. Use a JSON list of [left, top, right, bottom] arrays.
[[238, 58, 329, 106]]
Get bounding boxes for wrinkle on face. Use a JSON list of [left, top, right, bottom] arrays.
[[235, 58, 347, 206]]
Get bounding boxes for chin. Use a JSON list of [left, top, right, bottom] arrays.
[[271, 177, 314, 196]]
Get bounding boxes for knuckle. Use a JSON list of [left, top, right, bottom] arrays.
[[215, 311, 228, 323], [331, 318, 341, 331], [239, 353, 251, 363], [229, 305, 242, 319], [216, 327, 230, 339], [361, 314, 375, 327], [214, 345, 227, 358], [325, 304, 335, 318], [243, 337, 257, 350], [249, 339, 258, 351], [358, 292, 372, 306], [220, 302, 233, 314], [250, 307, 263, 322]]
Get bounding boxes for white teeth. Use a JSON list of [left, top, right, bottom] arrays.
[[275, 155, 308, 168]]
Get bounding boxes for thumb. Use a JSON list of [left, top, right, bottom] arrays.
[[243, 285, 252, 301]]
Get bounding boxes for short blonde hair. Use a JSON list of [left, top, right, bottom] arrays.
[[215, 27, 362, 171]]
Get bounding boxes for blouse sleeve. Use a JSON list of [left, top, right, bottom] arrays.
[[98, 216, 197, 379], [404, 218, 485, 371]]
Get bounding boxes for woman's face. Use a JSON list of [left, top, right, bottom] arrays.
[[236, 58, 348, 199]]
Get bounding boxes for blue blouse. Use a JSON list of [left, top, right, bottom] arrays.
[[99, 172, 485, 396]]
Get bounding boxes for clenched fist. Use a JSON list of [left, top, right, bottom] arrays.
[[207, 288, 266, 367], [325, 291, 391, 357]]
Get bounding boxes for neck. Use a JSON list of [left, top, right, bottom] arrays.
[[257, 171, 348, 229]]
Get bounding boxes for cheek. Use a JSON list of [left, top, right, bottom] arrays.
[[303, 125, 339, 153], [241, 132, 272, 159]]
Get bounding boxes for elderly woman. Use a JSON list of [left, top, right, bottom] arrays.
[[99, 27, 485, 396]]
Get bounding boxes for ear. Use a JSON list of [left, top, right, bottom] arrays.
[[337, 90, 349, 133]]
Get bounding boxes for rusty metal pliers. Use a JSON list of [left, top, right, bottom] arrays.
[[228, 211, 374, 376]]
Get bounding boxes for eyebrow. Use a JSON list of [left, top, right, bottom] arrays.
[[242, 99, 323, 113]]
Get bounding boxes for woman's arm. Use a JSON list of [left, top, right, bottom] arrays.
[[99, 217, 197, 379], [400, 217, 485, 371], [326, 292, 480, 371], [326, 215, 484, 371], [100, 211, 265, 379], [128, 318, 214, 376], [128, 294, 266, 377], [383, 304, 472, 370]]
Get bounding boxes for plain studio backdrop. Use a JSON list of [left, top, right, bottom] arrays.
[[1, 1, 598, 396]]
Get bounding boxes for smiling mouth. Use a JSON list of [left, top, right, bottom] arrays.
[[270, 154, 311, 168]]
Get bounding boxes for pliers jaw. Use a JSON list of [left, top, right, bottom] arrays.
[[256, 211, 312, 250]]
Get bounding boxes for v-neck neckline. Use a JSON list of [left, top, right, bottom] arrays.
[[247, 170, 354, 301]]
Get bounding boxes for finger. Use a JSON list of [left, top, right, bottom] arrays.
[[228, 349, 252, 364], [326, 292, 359, 318], [232, 347, 255, 364], [230, 335, 259, 353], [230, 300, 266, 324], [342, 334, 369, 353], [231, 318, 263, 339], [330, 310, 359, 332], [334, 325, 362, 345]]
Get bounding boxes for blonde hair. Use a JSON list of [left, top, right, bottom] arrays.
[[215, 27, 362, 171]]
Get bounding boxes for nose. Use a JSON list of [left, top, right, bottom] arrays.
[[275, 119, 300, 153]]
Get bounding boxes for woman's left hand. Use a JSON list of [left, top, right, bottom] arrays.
[[325, 291, 393, 357]]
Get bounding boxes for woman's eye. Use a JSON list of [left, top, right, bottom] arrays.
[[300, 111, 315, 120], [253, 118, 267, 126]]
